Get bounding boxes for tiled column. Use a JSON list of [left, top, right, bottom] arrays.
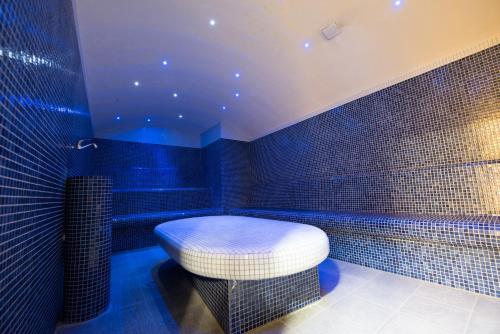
[[63, 176, 112, 323]]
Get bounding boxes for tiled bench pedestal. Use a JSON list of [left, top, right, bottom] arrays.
[[192, 268, 320, 334]]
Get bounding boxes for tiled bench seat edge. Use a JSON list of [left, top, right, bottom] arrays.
[[229, 208, 500, 298]]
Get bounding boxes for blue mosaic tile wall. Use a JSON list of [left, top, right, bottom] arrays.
[[88, 138, 205, 189], [247, 45, 500, 216], [87, 138, 212, 216], [233, 45, 500, 298], [87, 139, 216, 251], [0, 0, 93, 333], [202, 140, 223, 208], [202, 139, 251, 211]]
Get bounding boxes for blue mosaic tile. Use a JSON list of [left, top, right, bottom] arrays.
[[202, 139, 252, 211], [86, 139, 218, 252], [0, 0, 93, 333], [229, 45, 500, 299], [63, 176, 112, 323], [247, 46, 500, 216], [191, 267, 320, 334]]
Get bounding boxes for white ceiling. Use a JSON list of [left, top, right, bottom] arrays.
[[73, 0, 500, 147]]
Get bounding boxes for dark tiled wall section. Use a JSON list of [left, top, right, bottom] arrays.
[[0, 1, 93, 333], [202, 140, 223, 208], [88, 138, 205, 189], [247, 45, 500, 216], [88, 139, 211, 215], [202, 139, 251, 211]]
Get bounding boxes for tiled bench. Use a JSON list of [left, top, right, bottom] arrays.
[[112, 208, 223, 252], [229, 208, 499, 298], [154, 216, 329, 334]]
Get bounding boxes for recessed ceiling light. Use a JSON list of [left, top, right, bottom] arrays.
[[178, 114, 183, 119], [222, 106, 227, 111], [146, 118, 151, 122], [304, 42, 310, 49], [235, 72, 240, 78], [234, 92, 240, 98], [394, 0, 402, 6], [210, 19, 216, 26], [173, 93, 178, 98], [162, 60, 168, 66], [116, 116, 121, 120], [134, 81, 140, 86]]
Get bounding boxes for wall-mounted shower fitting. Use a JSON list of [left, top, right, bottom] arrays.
[[73, 139, 98, 150]]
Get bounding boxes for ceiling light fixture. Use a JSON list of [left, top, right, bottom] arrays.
[[146, 118, 151, 123], [222, 106, 227, 111], [116, 116, 121, 120], [304, 42, 310, 49], [234, 92, 240, 98], [134, 81, 140, 86], [235, 72, 240, 78], [173, 93, 178, 98], [210, 19, 216, 26], [178, 114, 183, 119], [162, 60, 168, 66], [394, 0, 402, 6]]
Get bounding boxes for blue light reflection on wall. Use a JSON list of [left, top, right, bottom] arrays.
[[1, 95, 89, 117]]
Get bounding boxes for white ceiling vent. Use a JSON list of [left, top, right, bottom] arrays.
[[321, 22, 342, 40]]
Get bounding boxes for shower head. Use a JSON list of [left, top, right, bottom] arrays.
[[76, 139, 98, 150]]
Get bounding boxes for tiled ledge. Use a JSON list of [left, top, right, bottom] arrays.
[[229, 208, 499, 249]]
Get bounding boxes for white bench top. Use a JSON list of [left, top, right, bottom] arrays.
[[154, 215, 329, 280]]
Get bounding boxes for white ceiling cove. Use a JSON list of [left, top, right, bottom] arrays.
[[73, 0, 500, 147]]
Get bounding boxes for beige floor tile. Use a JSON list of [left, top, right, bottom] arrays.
[[279, 303, 328, 330], [378, 312, 458, 334], [328, 295, 393, 332], [465, 296, 500, 334], [250, 320, 299, 334], [414, 282, 477, 310], [321, 273, 372, 306], [400, 294, 471, 333], [353, 272, 421, 310]]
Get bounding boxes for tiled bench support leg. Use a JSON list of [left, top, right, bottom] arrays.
[[63, 176, 112, 323], [191, 267, 320, 334]]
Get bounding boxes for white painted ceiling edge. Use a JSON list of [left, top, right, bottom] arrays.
[[72, 0, 500, 148]]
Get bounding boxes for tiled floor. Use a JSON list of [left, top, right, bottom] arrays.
[[56, 247, 500, 334]]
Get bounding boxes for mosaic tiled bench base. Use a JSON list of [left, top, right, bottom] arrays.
[[191, 267, 320, 334], [112, 208, 223, 252], [230, 208, 500, 298], [64, 176, 112, 323]]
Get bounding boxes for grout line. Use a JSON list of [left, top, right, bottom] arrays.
[[462, 296, 479, 334]]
